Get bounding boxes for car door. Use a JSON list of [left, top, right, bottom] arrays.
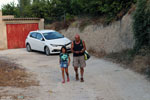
[[29, 32, 37, 50], [34, 33, 45, 52]]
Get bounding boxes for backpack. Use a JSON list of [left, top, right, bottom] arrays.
[[84, 50, 90, 60]]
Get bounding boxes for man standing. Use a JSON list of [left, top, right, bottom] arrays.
[[71, 34, 86, 82]]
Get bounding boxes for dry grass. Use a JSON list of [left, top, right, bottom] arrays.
[[45, 19, 75, 31], [77, 16, 109, 31], [0, 59, 38, 88], [128, 4, 136, 14], [132, 47, 150, 76], [88, 48, 106, 58], [45, 16, 109, 32], [78, 18, 92, 32], [132, 55, 150, 73], [104, 49, 134, 67], [104, 48, 150, 77]]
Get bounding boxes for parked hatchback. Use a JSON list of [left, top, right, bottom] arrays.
[[25, 30, 71, 55]]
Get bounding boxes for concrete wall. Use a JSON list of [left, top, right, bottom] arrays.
[[2, 15, 14, 19], [39, 19, 44, 30], [60, 14, 134, 54], [0, 11, 7, 49], [0, 11, 2, 49]]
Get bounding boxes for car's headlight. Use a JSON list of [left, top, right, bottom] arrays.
[[66, 44, 71, 48], [50, 44, 58, 47], [65, 42, 71, 46]]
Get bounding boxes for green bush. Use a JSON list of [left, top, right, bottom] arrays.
[[133, 0, 150, 53]]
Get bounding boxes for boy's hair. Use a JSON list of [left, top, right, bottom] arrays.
[[60, 46, 67, 53]]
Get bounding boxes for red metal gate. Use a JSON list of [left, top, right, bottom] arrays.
[[6, 23, 39, 49]]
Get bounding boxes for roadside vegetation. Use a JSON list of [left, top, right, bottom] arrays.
[[106, 0, 150, 78], [105, 48, 150, 78]]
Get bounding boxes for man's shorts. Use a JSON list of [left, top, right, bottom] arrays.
[[73, 55, 86, 68]]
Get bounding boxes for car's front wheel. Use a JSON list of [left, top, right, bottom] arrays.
[[26, 44, 32, 52], [45, 46, 50, 56]]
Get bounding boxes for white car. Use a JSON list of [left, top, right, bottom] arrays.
[[25, 30, 71, 55]]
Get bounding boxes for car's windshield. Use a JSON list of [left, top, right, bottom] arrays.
[[43, 32, 64, 40]]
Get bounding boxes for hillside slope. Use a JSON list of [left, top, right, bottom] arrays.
[[60, 14, 134, 54]]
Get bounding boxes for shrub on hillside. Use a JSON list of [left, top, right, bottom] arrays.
[[133, 0, 150, 53]]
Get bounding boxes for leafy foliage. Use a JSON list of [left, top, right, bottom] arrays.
[[2, 0, 136, 23], [2, 2, 19, 17], [133, 0, 150, 53]]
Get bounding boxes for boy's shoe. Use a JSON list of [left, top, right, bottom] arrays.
[[62, 80, 65, 83], [76, 74, 79, 81], [80, 78, 84, 82], [67, 77, 70, 82]]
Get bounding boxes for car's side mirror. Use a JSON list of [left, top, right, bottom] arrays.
[[41, 38, 45, 41]]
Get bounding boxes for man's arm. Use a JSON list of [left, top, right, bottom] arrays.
[[81, 40, 86, 53], [71, 42, 74, 53]]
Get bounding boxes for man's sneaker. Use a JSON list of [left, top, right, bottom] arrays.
[[80, 78, 84, 82], [76, 74, 79, 81]]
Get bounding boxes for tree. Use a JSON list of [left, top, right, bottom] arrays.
[[133, 0, 150, 52], [2, 0, 136, 24], [2, 2, 19, 17], [29, 0, 47, 18], [18, 0, 31, 16], [33, 0, 40, 3]]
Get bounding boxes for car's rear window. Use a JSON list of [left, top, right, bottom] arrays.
[[43, 32, 64, 40]]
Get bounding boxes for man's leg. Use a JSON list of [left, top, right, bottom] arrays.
[[73, 57, 79, 80], [74, 67, 79, 80], [80, 67, 84, 82], [79, 56, 86, 82]]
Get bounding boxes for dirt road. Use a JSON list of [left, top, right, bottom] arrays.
[[0, 49, 150, 100]]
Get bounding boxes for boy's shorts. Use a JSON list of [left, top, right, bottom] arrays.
[[60, 61, 68, 68], [73, 55, 86, 68]]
